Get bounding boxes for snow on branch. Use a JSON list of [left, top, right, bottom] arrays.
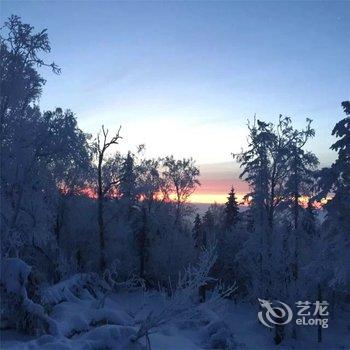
[[130, 244, 236, 344], [1, 258, 60, 335]]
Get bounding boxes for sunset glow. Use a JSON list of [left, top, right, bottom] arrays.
[[59, 180, 331, 207], [188, 193, 245, 204]]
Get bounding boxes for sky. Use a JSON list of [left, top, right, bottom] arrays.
[[1, 1, 349, 203]]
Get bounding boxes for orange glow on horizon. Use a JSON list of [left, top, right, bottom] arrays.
[[79, 187, 97, 199], [188, 193, 245, 204], [189, 193, 332, 207], [59, 183, 332, 208]]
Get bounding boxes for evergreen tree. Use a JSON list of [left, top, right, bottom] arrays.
[[120, 151, 137, 203], [202, 209, 215, 248], [234, 115, 317, 299], [192, 214, 202, 248], [316, 101, 350, 297], [328, 101, 350, 219], [318, 101, 350, 218], [284, 118, 318, 230], [245, 208, 255, 233], [224, 187, 240, 229]]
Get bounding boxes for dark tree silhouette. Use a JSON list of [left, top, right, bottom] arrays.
[[224, 187, 240, 229], [120, 151, 137, 204], [192, 214, 202, 248], [95, 125, 122, 272]]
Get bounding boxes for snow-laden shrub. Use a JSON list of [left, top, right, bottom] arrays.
[[103, 260, 146, 295], [42, 273, 110, 306], [131, 245, 236, 346], [1, 258, 59, 335], [39, 272, 136, 339]]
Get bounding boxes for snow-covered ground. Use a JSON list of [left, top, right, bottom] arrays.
[[2, 288, 349, 350], [223, 301, 350, 350]]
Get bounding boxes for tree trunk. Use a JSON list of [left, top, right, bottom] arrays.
[[293, 192, 299, 230], [98, 154, 106, 273], [139, 208, 148, 279], [199, 285, 206, 303]]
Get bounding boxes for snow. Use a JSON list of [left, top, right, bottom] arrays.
[[2, 261, 349, 350], [2, 287, 350, 350], [148, 329, 202, 350], [1, 258, 31, 295]]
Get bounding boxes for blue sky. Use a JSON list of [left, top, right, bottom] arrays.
[[1, 1, 349, 199]]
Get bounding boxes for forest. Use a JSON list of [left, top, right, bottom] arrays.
[[1, 15, 349, 350]]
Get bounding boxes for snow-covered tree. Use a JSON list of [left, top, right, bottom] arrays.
[[0, 17, 91, 268], [284, 118, 318, 229], [162, 156, 200, 221], [0, 15, 60, 123], [234, 115, 319, 299], [135, 158, 164, 216], [314, 101, 350, 304]]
